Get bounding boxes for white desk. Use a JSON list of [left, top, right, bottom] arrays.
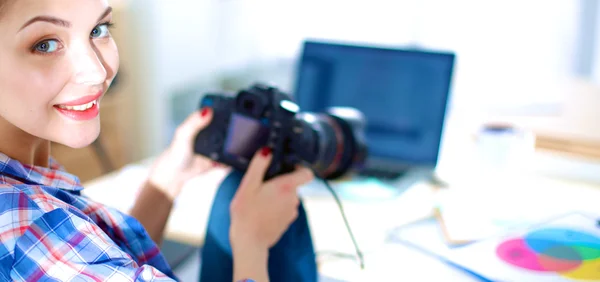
[[81, 158, 438, 276], [82, 148, 600, 281]]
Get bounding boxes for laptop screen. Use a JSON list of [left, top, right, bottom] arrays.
[[293, 40, 455, 169]]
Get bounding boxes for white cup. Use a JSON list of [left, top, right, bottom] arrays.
[[475, 124, 536, 177]]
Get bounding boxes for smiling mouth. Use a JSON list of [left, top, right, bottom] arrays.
[[55, 100, 98, 111]]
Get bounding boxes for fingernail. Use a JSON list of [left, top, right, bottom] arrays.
[[200, 107, 210, 117], [260, 146, 272, 157]]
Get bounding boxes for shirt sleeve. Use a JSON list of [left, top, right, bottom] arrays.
[[10, 208, 176, 281]]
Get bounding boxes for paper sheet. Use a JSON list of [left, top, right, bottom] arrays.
[[448, 213, 600, 282], [433, 174, 599, 243]]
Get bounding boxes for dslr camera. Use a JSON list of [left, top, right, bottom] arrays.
[[193, 83, 367, 180]]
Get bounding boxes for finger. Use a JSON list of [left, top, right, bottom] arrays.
[[292, 194, 300, 207], [173, 107, 213, 146], [193, 155, 213, 173], [238, 147, 272, 194], [266, 167, 314, 192], [211, 160, 228, 168], [288, 208, 299, 223]]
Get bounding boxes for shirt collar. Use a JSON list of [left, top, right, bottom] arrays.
[[0, 152, 84, 192]]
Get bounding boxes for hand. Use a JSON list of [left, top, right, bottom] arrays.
[[229, 147, 315, 252], [147, 107, 217, 200]]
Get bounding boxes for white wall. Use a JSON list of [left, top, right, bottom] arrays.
[[216, 0, 420, 69], [216, 0, 582, 113], [592, 1, 600, 83], [123, 0, 589, 158], [413, 0, 580, 111], [126, 0, 223, 157]]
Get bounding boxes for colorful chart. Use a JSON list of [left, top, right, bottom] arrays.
[[496, 228, 600, 281]]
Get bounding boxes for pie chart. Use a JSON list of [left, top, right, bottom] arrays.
[[496, 228, 600, 281]]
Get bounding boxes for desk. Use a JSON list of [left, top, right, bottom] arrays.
[[82, 149, 600, 281], [81, 158, 437, 277]]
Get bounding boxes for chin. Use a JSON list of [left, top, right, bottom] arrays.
[[54, 124, 101, 149]]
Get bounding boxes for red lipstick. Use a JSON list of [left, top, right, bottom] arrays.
[[54, 91, 103, 121]]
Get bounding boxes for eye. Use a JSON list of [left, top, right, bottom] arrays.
[[34, 40, 61, 53], [91, 23, 111, 39]]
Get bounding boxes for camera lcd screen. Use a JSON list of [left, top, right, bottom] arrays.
[[224, 114, 270, 159]]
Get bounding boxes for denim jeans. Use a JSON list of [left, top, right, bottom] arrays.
[[199, 170, 318, 282]]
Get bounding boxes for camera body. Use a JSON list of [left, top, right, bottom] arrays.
[[193, 83, 367, 180]]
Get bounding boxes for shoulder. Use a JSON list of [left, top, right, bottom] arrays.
[[0, 183, 92, 255], [0, 184, 71, 278], [0, 182, 129, 253], [0, 184, 46, 241], [11, 207, 133, 266], [9, 207, 165, 281], [0, 184, 142, 280]]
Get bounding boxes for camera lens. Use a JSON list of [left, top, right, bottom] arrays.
[[296, 108, 367, 180]]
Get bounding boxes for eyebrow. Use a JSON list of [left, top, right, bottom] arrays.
[[98, 7, 113, 22], [19, 6, 113, 32]]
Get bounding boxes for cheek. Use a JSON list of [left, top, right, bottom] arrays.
[[25, 65, 72, 112], [0, 53, 71, 139], [1, 56, 70, 112]]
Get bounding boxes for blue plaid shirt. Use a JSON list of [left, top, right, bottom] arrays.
[[0, 152, 178, 281]]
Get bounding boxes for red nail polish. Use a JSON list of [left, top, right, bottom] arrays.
[[200, 107, 210, 117], [260, 147, 271, 157]]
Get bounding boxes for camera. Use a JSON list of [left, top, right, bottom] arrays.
[[193, 83, 368, 180]]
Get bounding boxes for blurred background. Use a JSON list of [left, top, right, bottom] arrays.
[[53, 0, 599, 182], [60, 0, 600, 280]]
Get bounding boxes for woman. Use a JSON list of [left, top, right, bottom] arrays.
[[0, 0, 314, 281]]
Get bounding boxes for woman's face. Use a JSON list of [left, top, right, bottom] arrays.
[[0, 0, 118, 148]]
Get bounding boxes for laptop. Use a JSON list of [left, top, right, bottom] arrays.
[[292, 40, 455, 181]]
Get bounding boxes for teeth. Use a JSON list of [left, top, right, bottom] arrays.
[[59, 100, 96, 111]]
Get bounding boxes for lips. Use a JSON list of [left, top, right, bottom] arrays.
[[53, 91, 103, 121], [57, 91, 103, 107]]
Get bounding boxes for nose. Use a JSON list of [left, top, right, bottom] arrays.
[[70, 41, 107, 86]]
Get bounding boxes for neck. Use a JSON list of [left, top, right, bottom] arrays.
[[0, 117, 50, 167]]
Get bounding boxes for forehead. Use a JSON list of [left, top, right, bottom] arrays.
[[1, 0, 110, 29]]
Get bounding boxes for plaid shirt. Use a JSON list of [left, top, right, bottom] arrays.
[[0, 153, 178, 281]]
